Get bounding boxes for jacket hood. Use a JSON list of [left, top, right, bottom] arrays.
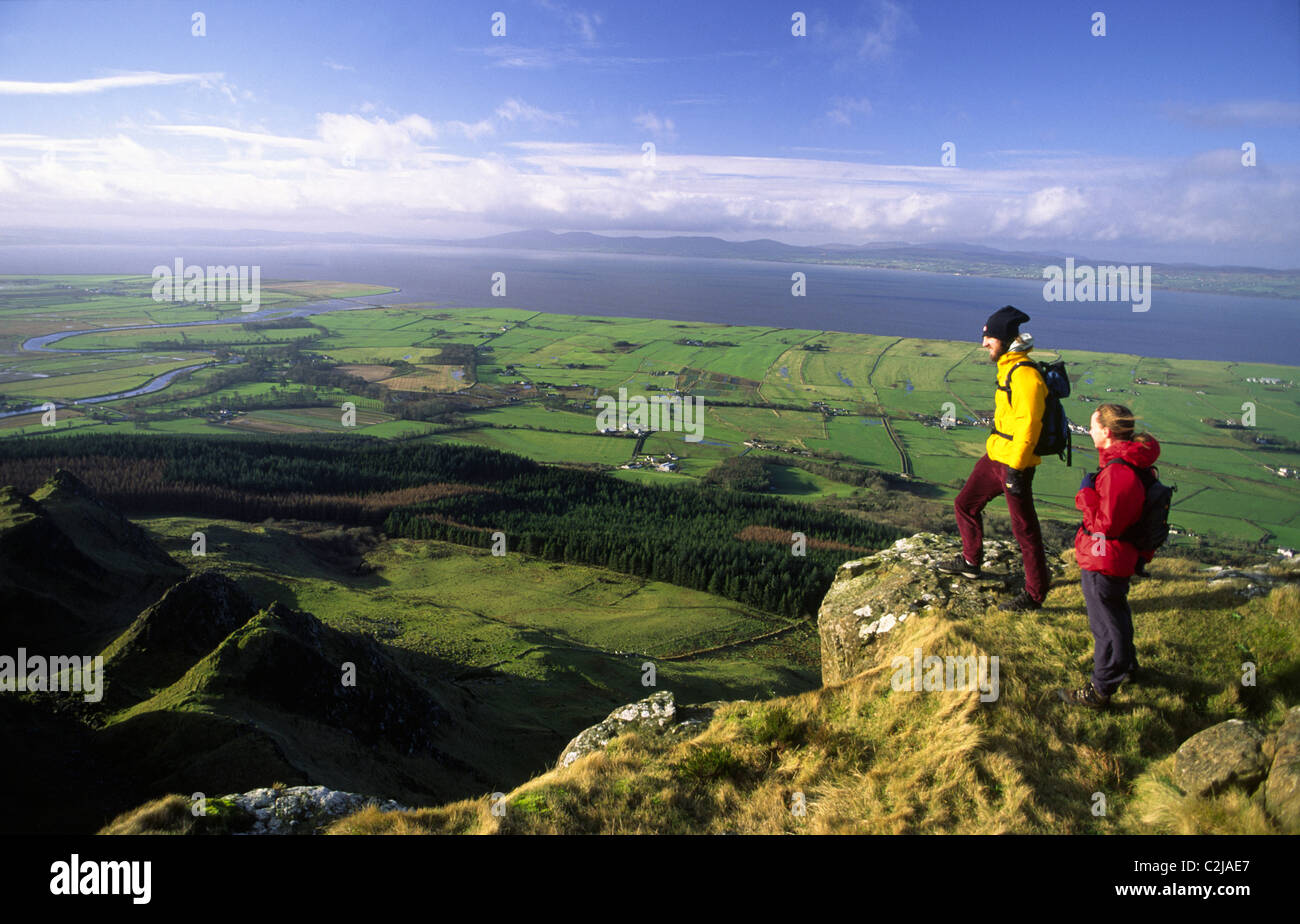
[[997, 340, 1034, 369], [1101, 434, 1160, 468]]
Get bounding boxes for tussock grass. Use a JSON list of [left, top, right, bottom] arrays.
[[1122, 757, 1278, 835], [328, 803, 482, 835], [328, 554, 1298, 834], [99, 795, 194, 835]]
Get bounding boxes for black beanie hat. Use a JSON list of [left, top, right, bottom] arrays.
[[983, 305, 1030, 342]]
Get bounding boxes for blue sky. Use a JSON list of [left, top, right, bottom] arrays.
[[1, 0, 1297, 266]]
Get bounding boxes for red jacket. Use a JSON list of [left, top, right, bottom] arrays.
[[1074, 435, 1161, 576]]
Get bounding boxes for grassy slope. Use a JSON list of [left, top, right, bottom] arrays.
[[69, 512, 829, 833], [94, 599, 502, 812], [125, 516, 820, 785], [322, 554, 1299, 834]]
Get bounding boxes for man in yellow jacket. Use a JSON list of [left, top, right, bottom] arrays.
[[938, 306, 1050, 611]]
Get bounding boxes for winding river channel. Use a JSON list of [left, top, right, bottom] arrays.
[[1, 294, 395, 419]]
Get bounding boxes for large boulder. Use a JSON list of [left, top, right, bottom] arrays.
[[818, 532, 1063, 685], [1173, 719, 1269, 797], [556, 691, 716, 769], [210, 785, 407, 835], [1265, 706, 1300, 833]]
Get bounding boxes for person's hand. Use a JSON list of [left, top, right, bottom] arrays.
[[1004, 467, 1025, 497], [1080, 471, 1096, 490]]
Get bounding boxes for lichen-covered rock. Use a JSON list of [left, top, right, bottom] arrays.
[[1203, 558, 1300, 599], [1265, 706, 1300, 833], [212, 785, 407, 835], [1173, 720, 1269, 797], [556, 691, 715, 769], [817, 532, 1064, 685]]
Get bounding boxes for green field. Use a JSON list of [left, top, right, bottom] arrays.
[[3, 276, 1298, 549], [134, 515, 820, 725]]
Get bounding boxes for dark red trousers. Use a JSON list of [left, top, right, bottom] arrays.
[[954, 453, 1050, 603]]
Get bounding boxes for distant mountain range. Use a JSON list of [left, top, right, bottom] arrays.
[[439, 229, 1063, 263], [434, 230, 1300, 281], [5, 227, 1296, 295], [6, 226, 1297, 275]]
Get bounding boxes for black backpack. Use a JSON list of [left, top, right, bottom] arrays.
[[993, 358, 1073, 466], [1101, 458, 1175, 553]]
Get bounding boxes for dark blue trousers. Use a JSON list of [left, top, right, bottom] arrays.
[[1080, 569, 1137, 697]]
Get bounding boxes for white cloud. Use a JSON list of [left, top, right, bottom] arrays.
[[495, 98, 568, 126], [316, 113, 437, 159], [445, 119, 496, 140], [826, 97, 873, 126], [0, 119, 1295, 264], [538, 0, 603, 44], [481, 45, 561, 69], [0, 71, 222, 95], [785, 145, 885, 157], [667, 96, 725, 106], [151, 124, 322, 152], [439, 99, 569, 140], [633, 111, 676, 143], [476, 43, 672, 69], [858, 0, 915, 62], [1023, 186, 1086, 227]]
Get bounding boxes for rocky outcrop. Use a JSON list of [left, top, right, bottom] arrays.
[[1165, 711, 1300, 832], [209, 785, 407, 835], [1264, 707, 1300, 832], [817, 532, 1064, 685], [557, 691, 717, 769], [1173, 719, 1269, 797], [1203, 558, 1300, 599]]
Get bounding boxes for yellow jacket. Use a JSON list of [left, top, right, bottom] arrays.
[[984, 345, 1047, 470]]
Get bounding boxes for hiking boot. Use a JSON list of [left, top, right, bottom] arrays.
[[997, 588, 1042, 612], [1057, 682, 1110, 709], [936, 554, 981, 579]]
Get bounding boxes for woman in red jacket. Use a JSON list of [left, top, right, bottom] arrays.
[[1059, 403, 1160, 708]]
